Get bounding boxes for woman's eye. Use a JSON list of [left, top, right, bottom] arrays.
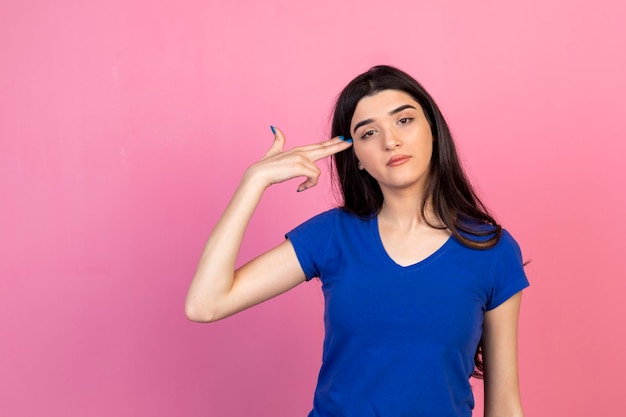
[[361, 129, 375, 139], [398, 117, 413, 125]]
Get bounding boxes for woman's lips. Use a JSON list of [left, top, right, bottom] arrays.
[[387, 155, 411, 167]]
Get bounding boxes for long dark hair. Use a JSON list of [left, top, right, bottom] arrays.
[[330, 65, 497, 378], [331, 65, 501, 249]]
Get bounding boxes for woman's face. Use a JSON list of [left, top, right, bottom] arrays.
[[350, 89, 433, 195]]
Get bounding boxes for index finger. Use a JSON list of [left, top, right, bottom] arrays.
[[304, 137, 353, 162]]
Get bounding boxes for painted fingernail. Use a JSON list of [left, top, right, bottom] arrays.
[[338, 136, 353, 143], [270, 125, 276, 135], [296, 185, 307, 192]]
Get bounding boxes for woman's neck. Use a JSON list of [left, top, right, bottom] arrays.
[[378, 191, 442, 230]]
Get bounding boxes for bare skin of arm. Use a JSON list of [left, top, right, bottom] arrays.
[[185, 128, 352, 322], [482, 291, 525, 417]]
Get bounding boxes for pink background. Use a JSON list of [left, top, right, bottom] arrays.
[[1, 0, 625, 416]]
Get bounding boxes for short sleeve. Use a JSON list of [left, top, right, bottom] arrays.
[[486, 230, 530, 310], [285, 209, 338, 281]]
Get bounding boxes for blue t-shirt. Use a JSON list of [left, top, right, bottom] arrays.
[[286, 208, 529, 417]]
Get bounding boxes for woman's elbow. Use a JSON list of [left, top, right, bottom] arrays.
[[184, 301, 219, 323]]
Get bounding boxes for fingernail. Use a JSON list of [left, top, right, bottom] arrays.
[[270, 125, 276, 135], [345, 138, 353, 143], [338, 135, 345, 141], [296, 185, 307, 193]]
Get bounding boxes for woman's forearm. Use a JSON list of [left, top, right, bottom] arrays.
[[184, 129, 351, 322], [184, 171, 267, 322]]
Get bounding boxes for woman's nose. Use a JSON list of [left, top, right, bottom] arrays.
[[383, 129, 401, 150]]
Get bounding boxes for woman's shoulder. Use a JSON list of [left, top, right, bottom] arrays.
[[301, 207, 367, 225], [496, 229, 523, 258], [455, 217, 522, 253], [289, 207, 343, 233], [288, 207, 372, 241], [299, 207, 341, 225]]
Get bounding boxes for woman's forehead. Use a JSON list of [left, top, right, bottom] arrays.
[[351, 90, 423, 127]]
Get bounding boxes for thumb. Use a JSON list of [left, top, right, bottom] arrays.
[[263, 125, 286, 158]]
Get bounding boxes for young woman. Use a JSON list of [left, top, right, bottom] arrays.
[[186, 65, 529, 417]]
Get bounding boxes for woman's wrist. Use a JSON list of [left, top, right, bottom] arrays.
[[240, 164, 271, 192]]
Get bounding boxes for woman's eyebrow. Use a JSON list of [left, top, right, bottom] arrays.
[[353, 104, 418, 133], [388, 104, 417, 115], [353, 118, 374, 133]]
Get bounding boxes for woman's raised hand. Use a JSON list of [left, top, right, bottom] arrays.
[[244, 126, 353, 192], [186, 126, 352, 322]]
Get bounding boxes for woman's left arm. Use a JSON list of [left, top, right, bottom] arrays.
[[482, 291, 525, 417]]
